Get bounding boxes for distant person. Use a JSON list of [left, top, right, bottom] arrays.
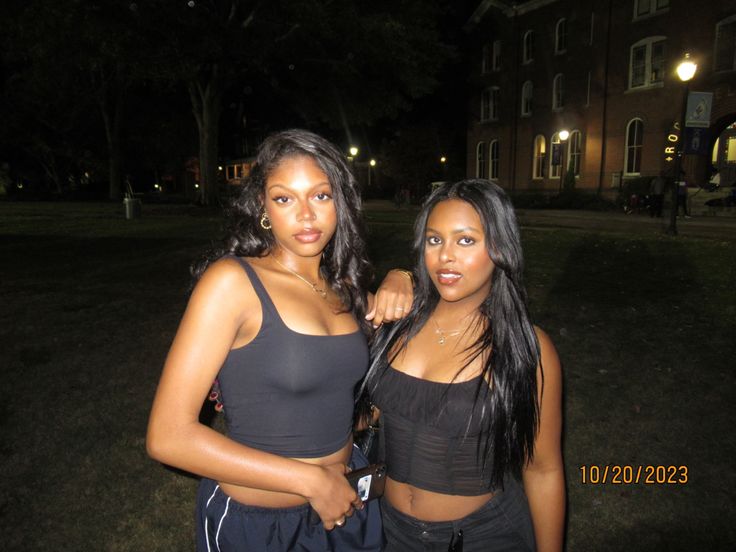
[[649, 172, 666, 218], [147, 129, 414, 551], [363, 180, 565, 551]]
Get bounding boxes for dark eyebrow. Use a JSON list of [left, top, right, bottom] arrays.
[[426, 226, 482, 234]]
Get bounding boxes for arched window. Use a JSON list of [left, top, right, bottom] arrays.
[[550, 132, 562, 178], [569, 130, 582, 176], [555, 19, 567, 54], [489, 140, 499, 180], [523, 30, 535, 63], [629, 36, 666, 88], [552, 74, 564, 110], [624, 119, 644, 175], [521, 81, 533, 116], [533, 135, 546, 179], [715, 15, 736, 72], [476, 142, 487, 178]]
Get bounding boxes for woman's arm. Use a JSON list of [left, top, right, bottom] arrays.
[[146, 259, 360, 528], [365, 269, 414, 326], [522, 327, 566, 552]]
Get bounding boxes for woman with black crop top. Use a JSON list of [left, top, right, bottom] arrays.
[[363, 180, 565, 551], [146, 129, 413, 551]]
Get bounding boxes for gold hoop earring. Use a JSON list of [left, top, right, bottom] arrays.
[[260, 212, 272, 230]]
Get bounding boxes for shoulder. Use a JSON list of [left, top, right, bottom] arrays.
[[190, 257, 260, 317], [533, 325, 561, 377]]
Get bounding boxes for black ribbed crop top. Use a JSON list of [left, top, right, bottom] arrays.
[[216, 257, 369, 458], [371, 365, 495, 495]]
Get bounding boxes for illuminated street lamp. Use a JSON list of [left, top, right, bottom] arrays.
[[667, 53, 697, 236], [440, 156, 447, 163], [368, 159, 376, 187], [349, 146, 359, 157], [558, 129, 569, 192]]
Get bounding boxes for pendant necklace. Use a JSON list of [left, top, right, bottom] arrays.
[[272, 256, 328, 299], [432, 318, 463, 346]]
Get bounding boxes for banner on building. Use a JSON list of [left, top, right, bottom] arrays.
[[684, 127, 709, 155], [685, 92, 713, 128]]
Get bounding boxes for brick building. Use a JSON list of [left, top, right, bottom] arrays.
[[465, 0, 736, 195]]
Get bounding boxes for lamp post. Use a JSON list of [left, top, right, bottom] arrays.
[[368, 159, 376, 187], [667, 53, 697, 236], [558, 129, 569, 193]]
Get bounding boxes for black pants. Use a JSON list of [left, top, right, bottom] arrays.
[[196, 446, 383, 551], [649, 194, 664, 217], [381, 477, 536, 551]]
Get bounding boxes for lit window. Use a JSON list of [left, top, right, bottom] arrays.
[[550, 133, 562, 179], [523, 30, 534, 63], [714, 16, 736, 72], [635, 0, 669, 19], [226, 166, 235, 180], [476, 142, 487, 178], [489, 140, 499, 180], [492, 40, 502, 71], [555, 19, 567, 54], [629, 37, 666, 89], [533, 135, 546, 179], [625, 119, 644, 175], [728, 137, 736, 163], [521, 81, 533, 116], [712, 137, 720, 164], [552, 74, 564, 110], [569, 130, 582, 176]]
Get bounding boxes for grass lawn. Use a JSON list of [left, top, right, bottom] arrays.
[[1, 201, 734, 551]]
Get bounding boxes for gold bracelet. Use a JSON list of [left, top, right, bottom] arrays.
[[392, 269, 414, 284]]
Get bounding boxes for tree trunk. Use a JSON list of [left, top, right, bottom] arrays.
[[189, 67, 222, 206], [100, 84, 125, 201]]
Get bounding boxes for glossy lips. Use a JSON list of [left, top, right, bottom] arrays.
[[293, 228, 322, 243], [436, 269, 462, 286]]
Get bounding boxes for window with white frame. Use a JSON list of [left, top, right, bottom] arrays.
[[476, 142, 487, 178], [624, 119, 644, 174], [555, 19, 567, 54], [629, 37, 666, 89], [552, 74, 564, 109], [533, 135, 546, 179], [523, 30, 535, 63], [492, 40, 502, 71], [481, 87, 500, 121], [550, 133, 562, 178], [489, 140, 499, 180], [714, 16, 736, 72], [521, 81, 533, 116], [569, 130, 582, 176], [634, 0, 669, 19]]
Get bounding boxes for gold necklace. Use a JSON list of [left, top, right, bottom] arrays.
[[272, 256, 328, 299], [432, 318, 463, 346]]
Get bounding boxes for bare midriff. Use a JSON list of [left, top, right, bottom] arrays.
[[219, 440, 353, 507], [385, 477, 495, 521]]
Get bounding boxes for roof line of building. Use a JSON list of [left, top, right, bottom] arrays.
[[465, 0, 561, 31]]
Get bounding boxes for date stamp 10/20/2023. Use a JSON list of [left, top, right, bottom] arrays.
[[579, 465, 688, 485]]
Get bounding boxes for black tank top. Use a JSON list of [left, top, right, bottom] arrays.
[[372, 365, 495, 495], [216, 257, 369, 457]]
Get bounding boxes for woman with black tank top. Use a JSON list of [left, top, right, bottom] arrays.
[[363, 180, 565, 551], [146, 129, 413, 551]]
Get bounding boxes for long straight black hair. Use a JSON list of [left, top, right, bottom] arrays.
[[193, 129, 373, 332], [363, 179, 541, 487]]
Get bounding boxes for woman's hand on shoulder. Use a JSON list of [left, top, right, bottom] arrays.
[[366, 269, 414, 327]]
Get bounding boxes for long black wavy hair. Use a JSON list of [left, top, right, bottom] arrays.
[[362, 179, 541, 487], [193, 129, 373, 331]]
